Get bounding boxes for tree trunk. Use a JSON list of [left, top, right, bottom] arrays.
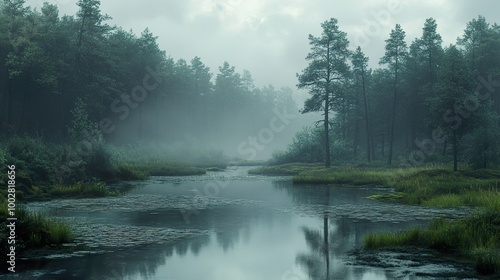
[[324, 92, 331, 167], [381, 133, 385, 158], [361, 66, 371, 162], [323, 214, 330, 278], [387, 90, 397, 165], [324, 38, 332, 168], [388, 58, 399, 166], [353, 119, 359, 160], [452, 130, 458, 172]]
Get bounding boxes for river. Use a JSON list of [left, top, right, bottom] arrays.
[[4, 166, 477, 279]]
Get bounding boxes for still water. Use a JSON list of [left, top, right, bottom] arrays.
[[6, 166, 475, 279]]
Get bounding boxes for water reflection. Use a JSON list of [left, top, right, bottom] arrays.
[[10, 168, 473, 280]]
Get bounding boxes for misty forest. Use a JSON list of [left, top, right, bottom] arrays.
[[1, 0, 500, 279]]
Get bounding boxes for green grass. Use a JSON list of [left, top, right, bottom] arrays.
[[253, 163, 500, 275], [120, 160, 206, 176], [0, 203, 72, 255], [365, 227, 421, 248], [47, 181, 116, 198], [251, 163, 500, 208], [365, 211, 500, 275], [248, 162, 325, 175], [367, 192, 407, 201]]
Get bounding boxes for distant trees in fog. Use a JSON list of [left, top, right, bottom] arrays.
[[287, 16, 500, 169], [0, 0, 298, 151]]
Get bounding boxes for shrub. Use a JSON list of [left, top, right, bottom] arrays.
[[0, 144, 6, 167], [5, 137, 59, 184], [271, 127, 324, 164], [463, 104, 500, 169], [84, 143, 116, 181]]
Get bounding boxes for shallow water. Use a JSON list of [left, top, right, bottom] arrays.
[[4, 166, 477, 279]]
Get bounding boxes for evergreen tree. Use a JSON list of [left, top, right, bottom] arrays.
[[379, 24, 408, 165], [297, 18, 350, 167]]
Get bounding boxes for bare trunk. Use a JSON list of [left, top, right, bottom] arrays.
[[324, 95, 331, 167], [387, 91, 397, 165], [388, 57, 399, 166], [361, 66, 371, 162], [453, 130, 458, 172]]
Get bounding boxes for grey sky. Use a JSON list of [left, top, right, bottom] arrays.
[[27, 0, 500, 90]]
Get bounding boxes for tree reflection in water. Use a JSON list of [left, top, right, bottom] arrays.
[[296, 187, 351, 280]]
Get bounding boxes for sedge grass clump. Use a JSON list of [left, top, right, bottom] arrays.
[[124, 161, 206, 176], [472, 247, 500, 275], [0, 204, 72, 255], [249, 162, 325, 176], [48, 181, 111, 198], [365, 211, 500, 274], [365, 227, 421, 249], [367, 192, 406, 201], [292, 167, 391, 185], [422, 194, 463, 208]]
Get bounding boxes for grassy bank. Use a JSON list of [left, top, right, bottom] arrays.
[[250, 163, 500, 274], [117, 161, 206, 177], [365, 210, 500, 275], [0, 201, 72, 257], [250, 163, 500, 208], [248, 162, 324, 175]]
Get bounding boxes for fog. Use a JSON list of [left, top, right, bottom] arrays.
[[2, 0, 500, 166]]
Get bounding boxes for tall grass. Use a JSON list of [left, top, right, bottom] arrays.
[[109, 142, 228, 169], [0, 202, 72, 255], [119, 161, 206, 176], [365, 211, 500, 274], [48, 181, 112, 198], [251, 163, 500, 274]]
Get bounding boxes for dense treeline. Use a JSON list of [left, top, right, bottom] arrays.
[[275, 16, 500, 170], [0, 0, 298, 152]]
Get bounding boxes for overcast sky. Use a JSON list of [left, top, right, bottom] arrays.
[[27, 0, 500, 90]]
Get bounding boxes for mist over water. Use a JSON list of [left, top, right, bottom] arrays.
[[17, 167, 473, 280]]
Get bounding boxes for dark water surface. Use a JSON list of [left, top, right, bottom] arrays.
[[4, 166, 476, 279]]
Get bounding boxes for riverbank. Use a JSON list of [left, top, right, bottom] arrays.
[[1, 148, 223, 260], [0, 201, 73, 259], [249, 163, 500, 275], [249, 163, 500, 208]]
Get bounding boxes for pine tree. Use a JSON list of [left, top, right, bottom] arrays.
[[297, 18, 350, 167]]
